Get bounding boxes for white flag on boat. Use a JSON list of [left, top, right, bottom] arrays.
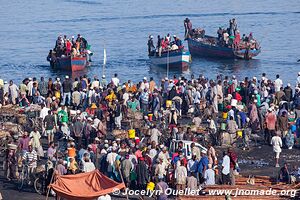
[[103, 48, 107, 65]]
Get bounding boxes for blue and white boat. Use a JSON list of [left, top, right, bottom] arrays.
[[149, 50, 191, 70]]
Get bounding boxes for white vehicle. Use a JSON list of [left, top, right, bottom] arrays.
[[169, 140, 207, 160]]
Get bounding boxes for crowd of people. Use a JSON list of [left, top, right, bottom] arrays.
[[1, 71, 300, 198], [147, 34, 183, 57]]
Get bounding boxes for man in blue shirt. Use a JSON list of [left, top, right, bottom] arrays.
[[198, 150, 209, 184]]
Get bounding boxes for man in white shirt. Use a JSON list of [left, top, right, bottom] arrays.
[[222, 151, 230, 185], [271, 132, 282, 168], [3, 81, 9, 96], [155, 158, 167, 179], [149, 144, 157, 160], [40, 104, 50, 120], [122, 87, 129, 106], [82, 157, 96, 172], [297, 72, 300, 86], [204, 164, 215, 185], [106, 148, 118, 177], [92, 76, 100, 89], [261, 73, 268, 84], [140, 77, 149, 90], [8, 80, 19, 105], [111, 73, 120, 87], [149, 125, 162, 144], [274, 74, 283, 92], [27, 78, 34, 98]]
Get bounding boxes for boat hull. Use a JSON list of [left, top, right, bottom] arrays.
[[187, 38, 260, 59], [53, 56, 88, 71], [149, 51, 191, 70]]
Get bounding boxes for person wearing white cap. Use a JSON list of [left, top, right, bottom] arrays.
[[140, 77, 149, 91], [53, 77, 62, 102], [3, 80, 9, 97], [231, 75, 238, 91], [283, 83, 293, 104], [106, 147, 118, 178], [297, 72, 300, 85], [100, 75, 107, 88], [198, 150, 209, 182], [147, 35, 155, 55], [62, 75, 72, 106]]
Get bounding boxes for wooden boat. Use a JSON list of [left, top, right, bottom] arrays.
[[187, 36, 261, 60], [149, 50, 191, 70], [52, 55, 89, 72], [179, 175, 300, 200]]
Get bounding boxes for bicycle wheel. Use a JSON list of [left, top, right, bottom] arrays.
[[34, 178, 44, 195], [17, 170, 25, 191]]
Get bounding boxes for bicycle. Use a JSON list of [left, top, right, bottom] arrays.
[[17, 164, 29, 191], [34, 170, 46, 195], [17, 162, 37, 191]]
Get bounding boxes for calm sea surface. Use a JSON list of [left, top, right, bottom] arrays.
[[1, 0, 300, 84]]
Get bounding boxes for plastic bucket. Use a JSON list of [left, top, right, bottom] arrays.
[[54, 91, 61, 99], [222, 112, 228, 120], [221, 123, 227, 131], [146, 182, 155, 191], [148, 113, 153, 121], [128, 129, 136, 139], [166, 100, 172, 108], [135, 137, 140, 144], [237, 130, 243, 137]]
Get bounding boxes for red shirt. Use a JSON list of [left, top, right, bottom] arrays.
[[66, 41, 72, 52], [228, 151, 237, 169]]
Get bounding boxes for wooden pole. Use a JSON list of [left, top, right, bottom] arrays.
[[117, 166, 129, 200], [46, 141, 60, 200], [167, 49, 169, 79]]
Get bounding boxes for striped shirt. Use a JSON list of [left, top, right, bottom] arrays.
[[23, 150, 38, 168]]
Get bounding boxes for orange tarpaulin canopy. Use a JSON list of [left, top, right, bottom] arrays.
[[49, 170, 125, 200]]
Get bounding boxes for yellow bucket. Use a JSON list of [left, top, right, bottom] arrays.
[[222, 112, 228, 119], [166, 100, 172, 108], [55, 91, 61, 99], [146, 182, 155, 191], [128, 129, 136, 139], [237, 130, 243, 137]]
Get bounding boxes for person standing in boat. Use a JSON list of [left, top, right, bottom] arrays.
[[234, 30, 241, 49], [71, 36, 76, 48], [166, 33, 171, 43], [232, 18, 238, 35], [147, 35, 155, 56], [157, 35, 162, 57], [65, 39, 72, 56], [184, 18, 189, 39], [184, 18, 192, 39]]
